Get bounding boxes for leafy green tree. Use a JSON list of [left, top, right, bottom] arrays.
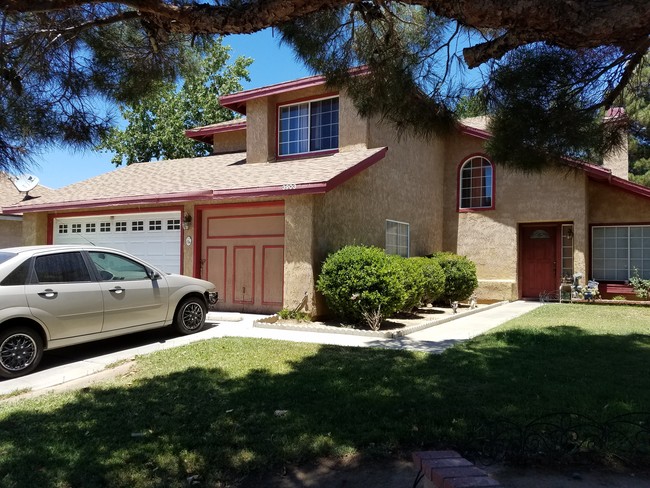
[[1, 1, 648, 173], [97, 39, 251, 165]]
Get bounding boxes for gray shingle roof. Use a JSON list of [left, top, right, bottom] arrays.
[[6, 147, 387, 213]]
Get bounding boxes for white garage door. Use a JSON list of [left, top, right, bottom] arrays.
[[53, 211, 182, 273]]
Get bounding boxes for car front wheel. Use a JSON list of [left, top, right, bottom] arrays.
[[173, 297, 207, 335], [0, 326, 44, 379]]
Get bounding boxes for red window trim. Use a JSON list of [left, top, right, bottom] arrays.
[[456, 153, 496, 212], [275, 92, 339, 159]]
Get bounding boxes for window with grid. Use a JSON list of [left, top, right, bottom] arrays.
[[71, 223, 81, 233], [86, 223, 96, 233], [278, 97, 339, 157], [592, 225, 650, 281], [115, 221, 127, 232], [58, 224, 68, 234], [149, 220, 162, 231], [167, 219, 181, 230], [132, 221, 144, 232], [459, 156, 494, 210], [100, 222, 111, 232], [386, 220, 410, 257]]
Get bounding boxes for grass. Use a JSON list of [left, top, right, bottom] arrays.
[[1, 304, 650, 487]]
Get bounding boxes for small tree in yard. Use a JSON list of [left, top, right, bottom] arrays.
[[432, 252, 478, 304], [317, 246, 407, 329]]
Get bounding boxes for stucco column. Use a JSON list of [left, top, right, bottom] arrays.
[[283, 195, 318, 315], [22, 213, 47, 245]]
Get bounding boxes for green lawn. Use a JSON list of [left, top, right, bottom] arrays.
[[1, 304, 650, 487]]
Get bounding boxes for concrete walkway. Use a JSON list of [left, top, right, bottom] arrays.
[[0, 300, 541, 396]]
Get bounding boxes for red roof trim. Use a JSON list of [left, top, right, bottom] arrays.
[[457, 120, 650, 201], [3, 190, 215, 214], [220, 66, 370, 115], [185, 120, 247, 143], [458, 124, 491, 140]]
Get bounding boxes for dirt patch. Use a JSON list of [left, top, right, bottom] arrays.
[[256, 303, 496, 338]]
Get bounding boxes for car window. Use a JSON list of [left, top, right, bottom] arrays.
[[34, 252, 91, 283], [0, 259, 31, 286], [0, 252, 17, 265], [89, 251, 149, 281]]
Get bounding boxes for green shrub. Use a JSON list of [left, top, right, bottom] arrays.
[[629, 268, 650, 300], [277, 308, 311, 321], [432, 252, 478, 303], [417, 257, 445, 305], [316, 245, 407, 326], [393, 256, 428, 312]]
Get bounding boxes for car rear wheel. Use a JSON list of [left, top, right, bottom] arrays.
[[173, 297, 207, 335], [0, 326, 44, 379]]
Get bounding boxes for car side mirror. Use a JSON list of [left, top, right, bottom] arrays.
[[147, 268, 161, 280]]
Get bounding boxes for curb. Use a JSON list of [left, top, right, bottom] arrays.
[[206, 312, 243, 322], [253, 301, 510, 338]]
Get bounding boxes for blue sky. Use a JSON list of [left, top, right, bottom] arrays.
[[29, 29, 311, 189]]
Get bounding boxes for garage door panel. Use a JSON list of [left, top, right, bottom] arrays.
[[53, 212, 181, 273], [262, 246, 284, 305], [202, 204, 284, 314], [208, 214, 284, 238], [206, 247, 227, 303], [233, 246, 255, 304]]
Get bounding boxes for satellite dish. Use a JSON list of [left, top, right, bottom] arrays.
[[11, 174, 39, 192], [10, 174, 40, 200]]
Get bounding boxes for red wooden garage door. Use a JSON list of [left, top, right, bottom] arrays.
[[200, 202, 284, 314]]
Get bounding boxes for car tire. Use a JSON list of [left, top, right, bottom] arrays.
[[0, 326, 44, 379], [173, 297, 207, 335]]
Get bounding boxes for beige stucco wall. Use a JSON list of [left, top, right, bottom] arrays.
[[313, 117, 444, 264], [442, 133, 590, 301], [283, 195, 318, 314], [0, 218, 23, 247], [589, 180, 650, 223], [212, 129, 246, 154], [21, 213, 48, 246]]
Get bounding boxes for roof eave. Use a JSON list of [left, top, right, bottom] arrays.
[[4, 190, 216, 214], [185, 120, 247, 143]]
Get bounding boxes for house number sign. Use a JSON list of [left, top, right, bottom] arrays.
[[282, 183, 297, 190]]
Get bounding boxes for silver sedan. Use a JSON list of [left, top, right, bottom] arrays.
[[0, 245, 218, 378]]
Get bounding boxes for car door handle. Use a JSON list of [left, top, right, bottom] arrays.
[[109, 286, 124, 294], [38, 289, 58, 299]]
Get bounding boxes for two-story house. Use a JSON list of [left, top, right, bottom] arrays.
[[6, 74, 650, 314]]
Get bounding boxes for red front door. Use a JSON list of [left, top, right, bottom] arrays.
[[521, 225, 558, 298]]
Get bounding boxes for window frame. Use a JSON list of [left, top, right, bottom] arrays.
[[591, 224, 650, 282], [385, 220, 410, 258], [276, 94, 340, 159], [457, 154, 495, 212]]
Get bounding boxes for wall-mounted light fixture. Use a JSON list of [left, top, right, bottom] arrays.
[[183, 212, 192, 230]]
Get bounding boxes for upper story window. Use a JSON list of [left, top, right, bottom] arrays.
[[458, 155, 494, 210], [278, 97, 339, 157]]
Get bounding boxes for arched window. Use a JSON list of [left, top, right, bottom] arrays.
[[458, 156, 494, 210]]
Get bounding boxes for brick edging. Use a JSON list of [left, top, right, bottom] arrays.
[[412, 451, 502, 487]]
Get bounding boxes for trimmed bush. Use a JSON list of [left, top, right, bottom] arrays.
[[393, 256, 428, 312], [417, 257, 446, 305], [317, 245, 407, 326], [432, 252, 478, 303]]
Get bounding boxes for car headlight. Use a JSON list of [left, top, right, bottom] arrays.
[[207, 291, 218, 304]]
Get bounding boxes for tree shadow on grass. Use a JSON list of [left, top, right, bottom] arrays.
[[1, 327, 649, 487]]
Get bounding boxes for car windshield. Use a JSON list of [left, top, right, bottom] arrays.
[[0, 252, 17, 265]]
